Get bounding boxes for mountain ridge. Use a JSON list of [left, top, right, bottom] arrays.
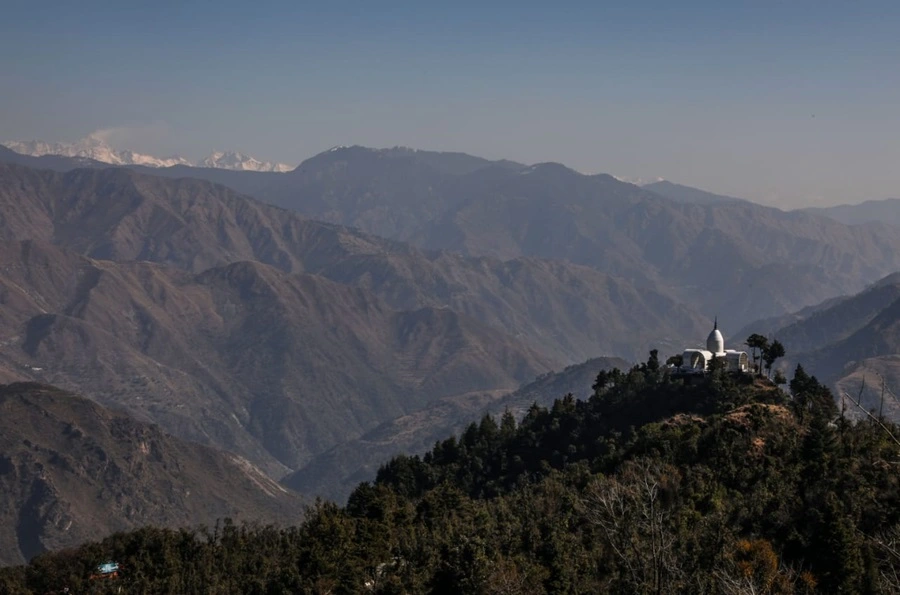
[[801, 197, 900, 226], [3, 137, 291, 172], [227, 145, 900, 327], [643, 180, 748, 205], [741, 272, 900, 420], [0, 239, 558, 476], [0, 161, 707, 364]]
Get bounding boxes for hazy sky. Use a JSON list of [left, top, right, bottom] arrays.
[[2, 0, 899, 207]]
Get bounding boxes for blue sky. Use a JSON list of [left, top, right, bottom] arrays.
[[2, 0, 899, 206]]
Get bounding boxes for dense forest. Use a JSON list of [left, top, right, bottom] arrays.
[[3, 355, 900, 594]]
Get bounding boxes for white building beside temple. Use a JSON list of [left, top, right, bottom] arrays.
[[677, 318, 750, 374]]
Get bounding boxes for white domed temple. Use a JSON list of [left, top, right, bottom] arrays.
[[676, 318, 750, 374]]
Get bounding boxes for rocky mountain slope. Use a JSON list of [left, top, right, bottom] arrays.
[[743, 273, 900, 420], [0, 382, 303, 566], [0, 160, 714, 509], [801, 296, 900, 420], [0, 162, 707, 364], [8, 149, 900, 494], [204, 146, 900, 327], [741, 273, 900, 356], [0, 240, 556, 476], [6, 144, 896, 329]]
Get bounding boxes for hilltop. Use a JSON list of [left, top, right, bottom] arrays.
[[3, 361, 898, 593]]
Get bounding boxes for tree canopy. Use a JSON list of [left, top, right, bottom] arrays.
[[2, 357, 899, 594]]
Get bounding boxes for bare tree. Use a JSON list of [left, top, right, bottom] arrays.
[[840, 391, 900, 449], [712, 538, 805, 595], [580, 458, 682, 594], [865, 524, 900, 594], [484, 556, 548, 595]]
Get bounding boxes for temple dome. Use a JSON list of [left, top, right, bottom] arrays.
[[706, 318, 724, 354]]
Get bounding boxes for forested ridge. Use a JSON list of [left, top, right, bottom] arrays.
[[3, 358, 900, 594]]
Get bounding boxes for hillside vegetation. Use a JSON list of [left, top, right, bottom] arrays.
[[3, 360, 899, 594]]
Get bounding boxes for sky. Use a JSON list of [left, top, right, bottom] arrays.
[[2, 0, 899, 207]]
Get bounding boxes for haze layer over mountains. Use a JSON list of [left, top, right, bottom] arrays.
[[2, 140, 900, 562]]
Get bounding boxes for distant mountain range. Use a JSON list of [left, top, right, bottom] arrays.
[[0, 236, 556, 476], [198, 150, 292, 172], [233, 146, 900, 327], [4, 144, 900, 341], [642, 180, 748, 205], [3, 137, 292, 172], [0, 162, 705, 364], [0, 162, 710, 482], [4, 140, 900, 555], [801, 198, 900, 226]]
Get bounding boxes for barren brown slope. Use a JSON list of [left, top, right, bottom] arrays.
[[0, 240, 555, 475], [0, 163, 708, 363], [799, 297, 900, 381], [0, 382, 303, 567], [754, 276, 900, 355], [832, 357, 900, 422]]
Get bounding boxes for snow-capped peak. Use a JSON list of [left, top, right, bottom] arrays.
[[199, 150, 292, 172], [612, 175, 667, 186], [4, 137, 192, 168], [2, 137, 293, 172]]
